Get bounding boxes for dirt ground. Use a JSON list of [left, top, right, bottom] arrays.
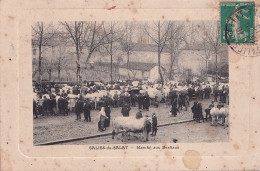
[[33, 99, 229, 144], [62, 121, 229, 145]]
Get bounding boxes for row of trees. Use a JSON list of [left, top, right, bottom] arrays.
[[32, 21, 225, 84]]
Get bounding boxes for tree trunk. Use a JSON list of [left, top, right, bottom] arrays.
[[158, 52, 164, 85], [77, 65, 81, 81], [76, 45, 81, 81], [38, 22, 43, 83], [169, 52, 174, 80], [58, 69, 61, 81], [215, 49, 218, 85], [205, 58, 208, 81], [38, 44, 42, 83], [48, 70, 52, 81], [110, 40, 113, 83], [157, 21, 164, 86], [127, 52, 130, 79]]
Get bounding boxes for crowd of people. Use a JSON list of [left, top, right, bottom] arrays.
[[33, 79, 229, 137]]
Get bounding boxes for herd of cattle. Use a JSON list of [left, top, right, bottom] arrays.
[[33, 80, 229, 140]]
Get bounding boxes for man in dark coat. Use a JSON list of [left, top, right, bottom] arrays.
[[204, 86, 211, 99], [105, 104, 111, 127], [124, 93, 131, 104], [121, 103, 131, 117], [191, 101, 198, 120], [75, 98, 84, 120], [119, 92, 126, 107], [213, 86, 219, 102], [83, 99, 92, 122], [188, 87, 193, 101], [130, 93, 136, 107], [151, 113, 158, 136], [171, 102, 179, 117], [137, 93, 144, 109], [196, 103, 203, 122], [33, 100, 38, 118], [143, 92, 150, 111], [72, 86, 77, 95], [113, 92, 119, 107], [169, 90, 177, 104], [219, 86, 227, 103], [50, 97, 56, 115], [177, 94, 183, 110], [64, 97, 69, 115], [58, 96, 65, 115]]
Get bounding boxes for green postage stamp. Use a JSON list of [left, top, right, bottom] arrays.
[[220, 1, 255, 44]]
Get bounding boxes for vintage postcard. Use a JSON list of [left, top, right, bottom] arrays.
[[1, 0, 260, 170]]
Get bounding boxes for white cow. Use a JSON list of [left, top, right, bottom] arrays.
[[219, 107, 229, 127], [112, 116, 151, 142], [210, 107, 229, 127], [210, 107, 220, 126]]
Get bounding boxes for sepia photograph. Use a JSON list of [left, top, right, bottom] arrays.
[[32, 20, 229, 145]]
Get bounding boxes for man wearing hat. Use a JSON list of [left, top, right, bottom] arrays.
[[151, 113, 158, 136], [143, 92, 150, 111], [143, 115, 151, 142], [75, 97, 83, 120], [83, 99, 92, 122]]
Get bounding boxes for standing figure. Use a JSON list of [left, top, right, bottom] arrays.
[[83, 99, 92, 122], [105, 104, 111, 127], [143, 92, 150, 111], [184, 94, 190, 111], [170, 102, 179, 117], [69, 97, 76, 112], [75, 97, 83, 120], [99, 107, 108, 131], [55, 95, 60, 114], [177, 94, 183, 110], [143, 115, 151, 142], [58, 96, 64, 115], [196, 103, 204, 122], [64, 97, 69, 115], [191, 101, 198, 120], [151, 113, 158, 136], [33, 99, 38, 118], [130, 93, 136, 107], [113, 91, 119, 108], [213, 85, 219, 102], [137, 93, 144, 109], [37, 99, 43, 116]]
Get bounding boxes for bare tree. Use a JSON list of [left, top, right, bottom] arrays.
[[144, 21, 173, 85], [60, 21, 89, 81], [41, 56, 55, 81], [120, 22, 137, 79], [204, 22, 223, 85], [32, 22, 56, 82], [166, 22, 189, 80], [54, 37, 70, 81], [200, 26, 212, 81], [84, 21, 108, 65], [101, 22, 122, 82]]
